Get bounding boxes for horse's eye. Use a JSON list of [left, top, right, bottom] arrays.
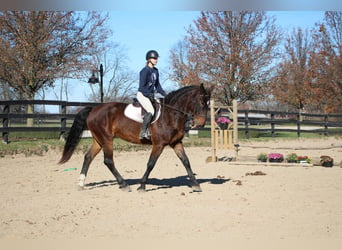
[[202, 99, 209, 107]]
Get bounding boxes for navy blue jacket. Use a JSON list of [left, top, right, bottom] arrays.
[[138, 66, 166, 97]]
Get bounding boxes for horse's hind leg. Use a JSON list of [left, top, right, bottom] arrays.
[[79, 139, 101, 189], [102, 143, 131, 192], [172, 142, 202, 192]]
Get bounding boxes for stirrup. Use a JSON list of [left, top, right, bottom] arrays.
[[139, 130, 151, 140]]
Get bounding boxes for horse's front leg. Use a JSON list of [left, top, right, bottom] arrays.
[[172, 142, 202, 192], [137, 145, 164, 192]]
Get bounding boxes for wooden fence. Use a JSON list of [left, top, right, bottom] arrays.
[[238, 109, 342, 139], [1, 100, 342, 143], [0, 100, 99, 143]]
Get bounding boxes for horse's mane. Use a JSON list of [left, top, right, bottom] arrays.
[[164, 85, 199, 105]]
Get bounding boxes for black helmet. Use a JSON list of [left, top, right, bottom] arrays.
[[146, 50, 159, 60]]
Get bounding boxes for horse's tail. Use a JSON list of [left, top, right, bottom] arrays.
[[58, 107, 93, 164]]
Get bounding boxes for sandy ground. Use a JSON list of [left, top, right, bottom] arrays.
[[0, 137, 342, 244]]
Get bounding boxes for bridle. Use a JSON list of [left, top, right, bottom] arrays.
[[160, 101, 193, 122], [158, 97, 208, 125]]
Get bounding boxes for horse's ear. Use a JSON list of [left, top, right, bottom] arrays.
[[199, 83, 214, 95], [200, 83, 206, 94]]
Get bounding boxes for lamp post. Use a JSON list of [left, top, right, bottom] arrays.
[[88, 64, 104, 103]]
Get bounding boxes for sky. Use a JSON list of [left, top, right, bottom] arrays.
[[0, 0, 339, 12], [44, 11, 326, 106], [109, 11, 325, 78]]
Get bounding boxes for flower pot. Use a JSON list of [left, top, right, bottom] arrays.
[[269, 158, 283, 163], [218, 123, 228, 130], [258, 159, 267, 163], [322, 161, 333, 167]]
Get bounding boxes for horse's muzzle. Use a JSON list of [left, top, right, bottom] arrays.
[[192, 114, 207, 129], [191, 124, 205, 129]]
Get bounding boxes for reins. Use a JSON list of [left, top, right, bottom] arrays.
[[159, 101, 194, 123], [158, 99, 207, 118], [155, 86, 209, 124], [160, 102, 192, 117]]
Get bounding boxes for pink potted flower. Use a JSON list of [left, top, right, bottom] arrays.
[[268, 153, 284, 163], [216, 116, 231, 130]]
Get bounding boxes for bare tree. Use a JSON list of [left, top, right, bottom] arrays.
[[169, 40, 201, 87], [86, 45, 137, 103], [0, 81, 17, 100], [170, 11, 281, 105], [0, 11, 110, 124]]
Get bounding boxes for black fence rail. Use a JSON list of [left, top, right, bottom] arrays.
[[1, 100, 342, 143], [1, 100, 99, 143], [238, 109, 342, 139]]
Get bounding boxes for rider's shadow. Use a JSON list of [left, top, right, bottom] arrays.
[[84, 175, 230, 191]]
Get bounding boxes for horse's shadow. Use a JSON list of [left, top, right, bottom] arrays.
[[84, 175, 230, 192]]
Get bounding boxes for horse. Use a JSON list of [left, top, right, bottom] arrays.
[[59, 84, 211, 192]]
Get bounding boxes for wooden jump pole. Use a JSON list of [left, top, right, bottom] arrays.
[[233, 99, 239, 159], [209, 99, 239, 162], [210, 99, 217, 162]]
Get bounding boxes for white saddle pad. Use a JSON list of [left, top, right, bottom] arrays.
[[124, 104, 160, 123]]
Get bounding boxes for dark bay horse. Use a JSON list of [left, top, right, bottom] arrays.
[[59, 84, 211, 192]]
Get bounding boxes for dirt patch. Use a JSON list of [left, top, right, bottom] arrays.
[[245, 171, 267, 176], [0, 137, 341, 240]]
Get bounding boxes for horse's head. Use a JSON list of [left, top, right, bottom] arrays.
[[191, 83, 211, 128], [164, 83, 212, 129]]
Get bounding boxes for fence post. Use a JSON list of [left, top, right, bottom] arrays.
[[271, 113, 275, 137], [2, 104, 9, 144], [244, 110, 249, 139], [297, 112, 301, 137], [324, 114, 328, 136], [60, 103, 67, 141]]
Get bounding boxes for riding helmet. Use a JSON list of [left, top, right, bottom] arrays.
[[146, 50, 159, 60]]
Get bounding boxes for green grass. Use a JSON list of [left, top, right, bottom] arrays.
[[1, 127, 341, 157], [0, 139, 63, 157], [0, 133, 213, 157], [6, 131, 61, 139], [242, 128, 342, 140]]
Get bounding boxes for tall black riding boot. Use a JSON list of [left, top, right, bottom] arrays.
[[139, 112, 153, 140]]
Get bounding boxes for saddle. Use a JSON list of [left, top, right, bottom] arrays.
[[124, 98, 161, 123]]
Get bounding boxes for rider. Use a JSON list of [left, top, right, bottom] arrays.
[[137, 50, 167, 140]]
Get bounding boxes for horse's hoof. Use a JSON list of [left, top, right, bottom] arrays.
[[192, 185, 202, 192], [120, 185, 131, 192], [78, 185, 85, 191]]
